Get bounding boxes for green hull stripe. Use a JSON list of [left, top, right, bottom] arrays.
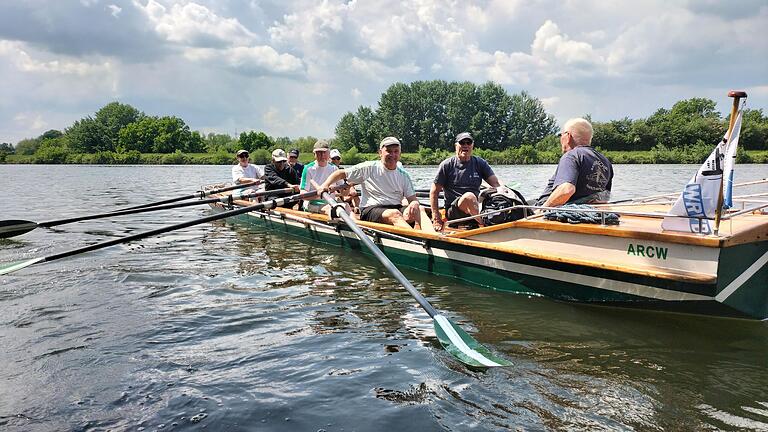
[[716, 250, 768, 302]]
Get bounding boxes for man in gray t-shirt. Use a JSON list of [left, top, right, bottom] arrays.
[[430, 132, 502, 231]]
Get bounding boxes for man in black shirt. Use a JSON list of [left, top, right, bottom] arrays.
[[265, 149, 301, 207], [536, 118, 613, 207]]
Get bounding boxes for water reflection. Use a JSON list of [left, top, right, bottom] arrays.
[[1, 164, 766, 431]]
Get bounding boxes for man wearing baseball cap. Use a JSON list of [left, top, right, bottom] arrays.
[[264, 148, 301, 206], [430, 132, 503, 231], [329, 149, 342, 167], [319, 137, 423, 229], [232, 149, 263, 185], [287, 148, 304, 177], [300, 140, 345, 214]]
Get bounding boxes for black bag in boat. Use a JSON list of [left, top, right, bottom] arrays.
[[478, 187, 531, 226]]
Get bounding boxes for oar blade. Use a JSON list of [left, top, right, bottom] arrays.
[[433, 315, 512, 368], [0, 220, 39, 239], [0, 257, 45, 276]]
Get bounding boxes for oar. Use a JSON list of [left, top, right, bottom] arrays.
[[320, 192, 511, 368], [118, 181, 263, 211], [0, 188, 333, 276], [608, 177, 768, 204], [0, 187, 293, 239]]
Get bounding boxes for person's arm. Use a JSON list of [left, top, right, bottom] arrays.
[[430, 182, 444, 229], [486, 175, 502, 188], [265, 165, 292, 189], [319, 169, 349, 193], [542, 183, 576, 207]]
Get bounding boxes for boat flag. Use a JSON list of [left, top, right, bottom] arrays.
[[661, 110, 744, 234]]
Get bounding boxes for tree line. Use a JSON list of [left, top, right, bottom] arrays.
[[1, 81, 767, 164], [335, 81, 558, 152]]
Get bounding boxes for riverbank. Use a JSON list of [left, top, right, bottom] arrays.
[[4, 148, 768, 165]]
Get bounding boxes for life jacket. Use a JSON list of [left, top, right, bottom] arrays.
[[478, 187, 531, 225]]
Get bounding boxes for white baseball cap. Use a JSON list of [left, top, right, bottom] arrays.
[[271, 149, 288, 162], [330, 149, 341, 159]]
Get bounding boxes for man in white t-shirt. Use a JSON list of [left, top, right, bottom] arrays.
[[319, 137, 421, 229], [231, 149, 263, 197], [300, 140, 347, 214]]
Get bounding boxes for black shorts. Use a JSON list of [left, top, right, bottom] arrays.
[[445, 198, 470, 220], [360, 204, 405, 223]]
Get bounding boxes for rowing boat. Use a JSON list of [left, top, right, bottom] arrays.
[[205, 190, 767, 320]]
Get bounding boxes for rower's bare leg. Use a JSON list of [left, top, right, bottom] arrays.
[[457, 192, 484, 226], [381, 208, 413, 229]]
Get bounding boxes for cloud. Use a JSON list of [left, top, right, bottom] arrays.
[[137, 0, 257, 47], [184, 45, 304, 76], [14, 112, 47, 131], [0, 40, 113, 77], [108, 4, 122, 17], [0, 0, 766, 145]]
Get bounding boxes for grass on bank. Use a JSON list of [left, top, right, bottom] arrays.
[[4, 148, 768, 165]]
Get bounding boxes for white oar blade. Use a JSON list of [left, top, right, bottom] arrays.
[[0, 257, 45, 276], [0, 220, 38, 239], [433, 315, 512, 368]]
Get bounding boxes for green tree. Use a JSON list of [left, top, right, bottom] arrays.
[[334, 112, 359, 151], [738, 108, 768, 150], [507, 91, 558, 147], [14, 138, 41, 155], [66, 117, 112, 152], [239, 131, 274, 151], [94, 102, 143, 146], [118, 117, 156, 153]]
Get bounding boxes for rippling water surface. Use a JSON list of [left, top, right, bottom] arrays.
[[1, 164, 767, 431]]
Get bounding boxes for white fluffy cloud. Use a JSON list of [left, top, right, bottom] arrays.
[[0, 0, 765, 143]]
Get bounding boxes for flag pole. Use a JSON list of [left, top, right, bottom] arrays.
[[713, 90, 747, 235]]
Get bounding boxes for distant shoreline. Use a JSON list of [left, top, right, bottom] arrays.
[[3, 150, 767, 165]]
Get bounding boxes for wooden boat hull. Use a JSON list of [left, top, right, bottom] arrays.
[[208, 201, 768, 320]]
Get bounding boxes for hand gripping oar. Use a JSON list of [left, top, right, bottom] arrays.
[[320, 192, 511, 368], [0, 188, 332, 276], [118, 181, 263, 211], [0, 187, 293, 239]]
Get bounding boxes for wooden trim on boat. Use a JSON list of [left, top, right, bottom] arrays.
[[226, 199, 716, 284]]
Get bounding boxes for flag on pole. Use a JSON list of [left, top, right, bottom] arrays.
[[661, 111, 744, 234]]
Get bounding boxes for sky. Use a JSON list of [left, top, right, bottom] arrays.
[[1, 0, 767, 145]]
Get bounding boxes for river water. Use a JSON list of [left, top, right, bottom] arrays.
[[1, 164, 767, 431]]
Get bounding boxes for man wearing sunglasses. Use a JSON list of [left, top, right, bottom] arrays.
[[288, 148, 304, 177], [264, 148, 301, 206], [535, 118, 613, 207], [430, 132, 502, 231]]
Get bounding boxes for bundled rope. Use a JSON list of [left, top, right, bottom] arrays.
[[543, 204, 620, 225]]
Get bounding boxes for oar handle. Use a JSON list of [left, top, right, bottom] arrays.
[[42, 187, 334, 264], [320, 192, 439, 318]]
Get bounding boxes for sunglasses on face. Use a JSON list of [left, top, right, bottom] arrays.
[[332, 157, 340, 161], [459, 140, 473, 146]]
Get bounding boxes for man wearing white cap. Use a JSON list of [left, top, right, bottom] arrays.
[[264, 148, 300, 206], [319, 137, 421, 229], [330, 149, 342, 167], [300, 140, 345, 214]]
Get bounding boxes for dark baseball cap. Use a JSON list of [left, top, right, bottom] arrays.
[[455, 132, 473, 143], [288, 149, 299, 157]]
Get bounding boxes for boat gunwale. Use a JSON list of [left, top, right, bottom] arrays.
[[218, 197, 720, 285]]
